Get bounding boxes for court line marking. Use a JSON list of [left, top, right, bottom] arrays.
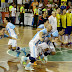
[[7, 48, 72, 62]]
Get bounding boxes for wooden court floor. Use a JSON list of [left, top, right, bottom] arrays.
[[0, 26, 72, 72]]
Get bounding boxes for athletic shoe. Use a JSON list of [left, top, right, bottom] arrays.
[[25, 67, 34, 70], [21, 48, 27, 56], [33, 61, 37, 65], [20, 56, 27, 66], [16, 51, 21, 57]]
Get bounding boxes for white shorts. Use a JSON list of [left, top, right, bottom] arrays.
[[29, 41, 39, 58], [38, 42, 55, 52], [49, 42, 55, 52], [8, 39, 17, 47], [1, 3, 5, 8]]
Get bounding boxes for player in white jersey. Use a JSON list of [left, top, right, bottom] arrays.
[[0, 25, 18, 40], [3, 17, 19, 50], [21, 24, 52, 70], [37, 19, 49, 31]]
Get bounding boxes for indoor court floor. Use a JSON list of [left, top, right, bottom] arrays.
[[0, 26, 72, 72]]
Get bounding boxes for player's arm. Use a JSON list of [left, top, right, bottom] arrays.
[[14, 27, 19, 35], [4, 34, 17, 40], [39, 32, 44, 41], [7, 36, 17, 40], [36, 28, 43, 31]]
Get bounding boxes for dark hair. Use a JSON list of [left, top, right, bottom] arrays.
[[5, 17, 10, 22], [56, 7, 60, 10], [44, 19, 48, 23], [36, 5, 38, 7], [0, 26, 5, 30], [42, 11, 45, 14]]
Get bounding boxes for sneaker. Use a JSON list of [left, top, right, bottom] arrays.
[[20, 56, 27, 66], [25, 67, 34, 70], [33, 62, 37, 65]]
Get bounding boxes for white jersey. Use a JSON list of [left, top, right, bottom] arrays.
[[6, 22, 17, 38], [48, 15, 57, 32], [31, 28, 48, 45]]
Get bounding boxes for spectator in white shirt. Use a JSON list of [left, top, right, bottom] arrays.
[[38, 0, 43, 15], [11, 4, 16, 24]]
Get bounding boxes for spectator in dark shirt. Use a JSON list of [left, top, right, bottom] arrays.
[[38, 11, 47, 26]]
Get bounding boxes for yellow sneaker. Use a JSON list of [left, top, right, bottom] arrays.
[[33, 62, 37, 65]]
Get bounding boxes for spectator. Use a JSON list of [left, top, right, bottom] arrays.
[[60, 1, 67, 10], [42, 6, 48, 14], [53, 5, 57, 11], [1, 0, 5, 11], [38, 11, 47, 26], [11, 4, 16, 24], [25, 0, 30, 12], [0, 12, 3, 24], [31, 0, 38, 13], [8, 0, 13, 4], [33, 5, 38, 28], [5, 0, 9, 12], [52, 2, 55, 9], [67, 1, 71, 10], [52, 2, 58, 10], [38, 0, 43, 15], [46, 1, 52, 11], [48, 11, 57, 32], [19, 4, 25, 26], [9, 3, 13, 22]]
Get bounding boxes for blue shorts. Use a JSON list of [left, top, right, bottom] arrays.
[[65, 26, 72, 35]]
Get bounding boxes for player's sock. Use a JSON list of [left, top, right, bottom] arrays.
[[20, 48, 26, 56], [65, 35, 68, 43], [25, 62, 34, 70], [26, 62, 31, 67]]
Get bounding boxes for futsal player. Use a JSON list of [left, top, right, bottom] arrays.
[[0, 25, 17, 40], [21, 24, 52, 70]]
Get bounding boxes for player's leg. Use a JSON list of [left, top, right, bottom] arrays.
[[21, 56, 36, 70], [8, 39, 12, 49], [49, 42, 56, 55], [29, 41, 38, 65]]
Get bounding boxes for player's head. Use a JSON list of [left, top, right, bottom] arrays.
[[46, 24, 52, 32], [62, 9, 66, 14], [62, 1, 65, 5], [52, 11, 56, 17], [44, 19, 49, 28], [42, 11, 47, 18], [0, 26, 5, 36], [4, 17, 10, 24]]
